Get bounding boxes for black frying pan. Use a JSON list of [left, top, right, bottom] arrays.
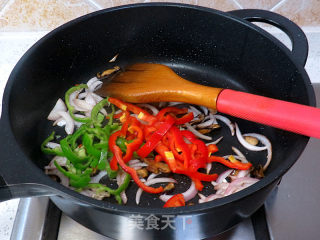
[[0, 3, 315, 239]]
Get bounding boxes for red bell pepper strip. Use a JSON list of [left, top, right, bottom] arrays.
[[123, 125, 144, 163], [191, 178, 204, 191], [207, 144, 219, 155], [174, 112, 194, 125], [180, 131, 208, 171], [163, 193, 185, 208], [112, 145, 163, 194], [208, 156, 252, 170], [137, 115, 175, 158], [175, 168, 218, 182], [155, 143, 177, 172], [109, 97, 157, 124], [108, 130, 124, 170], [169, 126, 191, 169], [156, 107, 188, 121], [180, 130, 197, 141], [156, 107, 194, 124]]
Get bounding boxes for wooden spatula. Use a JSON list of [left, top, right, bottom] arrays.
[[96, 63, 320, 138]]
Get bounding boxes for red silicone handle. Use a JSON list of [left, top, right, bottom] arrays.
[[216, 89, 320, 138]]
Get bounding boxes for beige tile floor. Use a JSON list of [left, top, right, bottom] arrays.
[[0, 0, 319, 32]]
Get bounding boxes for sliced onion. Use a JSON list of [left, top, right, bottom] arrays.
[[116, 171, 128, 204], [200, 106, 209, 115], [136, 177, 176, 205], [198, 193, 206, 200], [53, 117, 66, 127], [214, 182, 229, 195], [236, 170, 250, 178], [73, 99, 94, 112], [91, 92, 104, 103], [222, 155, 247, 162], [206, 136, 223, 145], [88, 80, 102, 92], [128, 159, 142, 165], [199, 193, 224, 203], [120, 191, 128, 204], [90, 171, 108, 183], [47, 99, 67, 121], [159, 181, 197, 202], [138, 104, 159, 115], [180, 181, 197, 202], [86, 77, 99, 87], [235, 123, 267, 151], [168, 102, 183, 106], [185, 123, 212, 140], [69, 89, 82, 109], [197, 118, 217, 128], [216, 170, 233, 184], [224, 177, 259, 196], [80, 189, 110, 200], [188, 106, 202, 117], [46, 142, 60, 149], [243, 133, 272, 170], [206, 163, 212, 174], [214, 114, 235, 136], [57, 111, 74, 134], [45, 169, 69, 187], [231, 146, 248, 163], [78, 92, 87, 99], [45, 156, 67, 170], [147, 173, 159, 181], [53, 156, 67, 166], [129, 162, 148, 169], [85, 92, 97, 106]]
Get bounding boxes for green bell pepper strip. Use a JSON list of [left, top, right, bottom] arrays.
[[87, 173, 131, 204], [97, 149, 108, 170], [91, 98, 110, 127], [100, 150, 117, 178], [41, 131, 64, 156], [65, 84, 91, 123], [108, 104, 115, 125], [82, 133, 101, 159], [116, 137, 128, 152], [93, 142, 109, 149], [74, 159, 93, 171], [69, 125, 88, 149], [54, 161, 92, 188], [60, 138, 89, 164]]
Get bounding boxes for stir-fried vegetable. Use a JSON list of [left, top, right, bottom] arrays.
[[42, 74, 272, 208]]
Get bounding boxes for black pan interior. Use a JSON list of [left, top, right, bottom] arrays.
[[7, 5, 310, 208]]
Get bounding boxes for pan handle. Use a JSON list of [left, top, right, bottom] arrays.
[[0, 116, 57, 202], [228, 9, 308, 67]]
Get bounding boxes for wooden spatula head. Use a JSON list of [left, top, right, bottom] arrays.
[[96, 63, 223, 109]]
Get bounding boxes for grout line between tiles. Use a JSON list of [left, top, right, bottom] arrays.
[[269, 0, 288, 11], [231, 0, 243, 10], [85, 0, 104, 10]]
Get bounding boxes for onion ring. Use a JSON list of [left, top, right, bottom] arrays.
[[243, 133, 272, 170], [185, 123, 212, 140], [214, 114, 235, 136], [136, 177, 176, 205], [159, 181, 197, 202], [235, 123, 267, 151]]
